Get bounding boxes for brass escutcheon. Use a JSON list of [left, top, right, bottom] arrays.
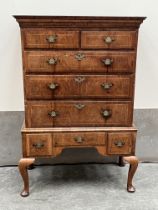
[[74, 104, 85, 110], [74, 136, 84, 143], [75, 53, 85, 61], [46, 35, 58, 43]]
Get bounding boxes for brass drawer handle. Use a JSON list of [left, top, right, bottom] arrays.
[[74, 136, 84, 143], [47, 58, 58, 65], [74, 76, 85, 83], [102, 109, 112, 118], [104, 36, 115, 44], [48, 111, 59, 117], [102, 58, 113, 66], [32, 143, 44, 149], [101, 83, 113, 90], [74, 104, 85, 110], [75, 53, 85, 61], [46, 35, 58, 43], [114, 141, 125, 147], [48, 83, 59, 90]]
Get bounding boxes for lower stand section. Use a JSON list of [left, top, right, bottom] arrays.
[[18, 158, 35, 197], [123, 156, 139, 193]]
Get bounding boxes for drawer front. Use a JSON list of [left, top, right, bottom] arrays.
[[107, 132, 136, 155], [24, 51, 135, 73], [23, 30, 79, 49], [81, 31, 137, 49], [25, 101, 132, 127], [25, 133, 52, 156], [53, 132, 106, 147], [25, 75, 134, 99]]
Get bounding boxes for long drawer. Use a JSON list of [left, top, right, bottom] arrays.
[[25, 74, 134, 99], [25, 101, 133, 128], [24, 51, 136, 73]]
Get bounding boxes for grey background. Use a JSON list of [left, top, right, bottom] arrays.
[[0, 109, 157, 166]]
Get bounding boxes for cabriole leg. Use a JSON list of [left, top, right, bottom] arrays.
[[123, 156, 139, 193], [18, 158, 35, 197]]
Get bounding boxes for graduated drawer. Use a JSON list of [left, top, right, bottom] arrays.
[[23, 29, 79, 49], [24, 133, 52, 157], [107, 132, 136, 155], [81, 31, 137, 49], [25, 101, 133, 128], [25, 74, 134, 99], [24, 51, 136, 73], [53, 132, 106, 147]]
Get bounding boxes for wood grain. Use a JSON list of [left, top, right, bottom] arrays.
[[81, 31, 137, 49], [24, 51, 136, 73], [53, 132, 106, 147], [123, 156, 139, 192], [25, 74, 134, 99], [23, 29, 79, 49], [25, 133, 52, 156], [107, 132, 136, 155], [14, 16, 146, 29], [25, 101, 133, 128], [18, 158, 35, 197]]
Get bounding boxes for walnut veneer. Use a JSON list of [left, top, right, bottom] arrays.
[[14, 15, 145, 197]]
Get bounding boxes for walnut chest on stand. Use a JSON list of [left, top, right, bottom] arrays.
[[14, 16, 146, 197]]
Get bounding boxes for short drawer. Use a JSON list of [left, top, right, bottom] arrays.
[[23, 29, 79, 49], [25, 101, 133, 128], [107, 132, 136, 155], [25, 133, 52, 157], [81, 31, 137, 49], [53, 132, 106, 147], [24, 51, 136, 73], [25, 74, 134, 99]]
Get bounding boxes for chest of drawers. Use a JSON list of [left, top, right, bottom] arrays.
[[14, 16, 145, 197]]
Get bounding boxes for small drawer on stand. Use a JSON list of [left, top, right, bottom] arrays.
[[25, 133, 52, 157], [107, 132, 136, 155], [53, 132, 106, 147]]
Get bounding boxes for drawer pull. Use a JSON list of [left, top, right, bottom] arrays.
[[48, 83, 59, 90], [74, 76, 85, 83], [32, 143, 44, 149], [75, 53, 85, 61], [102, 58, 113, 66], [48, 111, 59, 117], [74, 104, 85, 110], [102, 109, 112, 118], [47, 58, 58, 65], [114, 141, 125, 147], [74, 136, 84, 143], [101, 83, 113, 90], [46, 35, 58, 43], [104, 36, 115, 44]]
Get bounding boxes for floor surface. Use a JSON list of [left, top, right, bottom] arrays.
[[0, 163, 157, 210]]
